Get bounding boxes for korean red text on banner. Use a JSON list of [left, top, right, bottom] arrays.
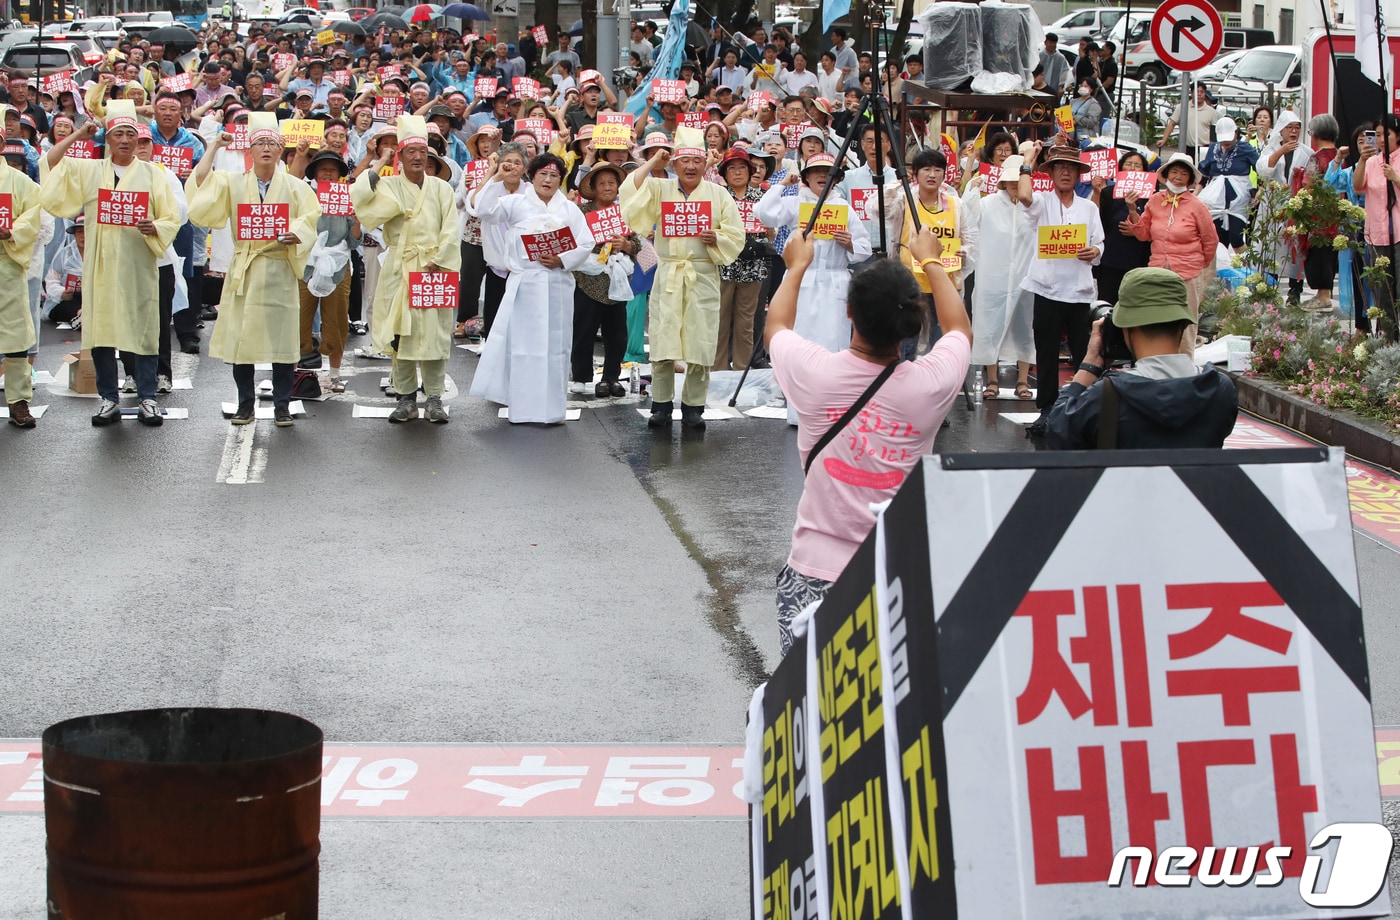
[[64, 140, 98, 160], [227, 125, 250, 151], [473, 76, 497, 100], [317, 181, 354, 217], [585, 204, 629, 240], [650, 79, 687, 103], [281, 119, 325, 149], [373, 96, 405, 121], [409, 271, 460, 308], [1080, 148, 1117, 180], [520, 227, 577, 262], [1032, 172, 1055, 192], [578, 69, 601, 87], [274, 53, 298, 73], [160, 72, 193, 93], [511, 77, 540, 101], [736, 200, 763, 234], [678, 112, 707, 130], [1114, 170, 1158, 199], [63, 273, 81, 293], [514, 117, 553, 144], [96, 189, 149, 227], [660, 200, 712, 237], [236, 203, 289, 241], [849, 187, 876, 221], [464, 158, 491, 189], [333, 69, 353, 87], [749, 90, 774, 109], [0, 194, 13, 233], [42, 72, 74, 96], [592, 114, 632, 149], [780, 123, 802, 149], [151, 144, 193, 171], [532, 24, 548, 45], [979, 161, 1003, 190], [939, 134, 961, 186], [377, 63, 401, 80]]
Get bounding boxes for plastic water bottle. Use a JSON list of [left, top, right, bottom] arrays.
[[972, 368, 984, 407], [629, 364, 639, 394]]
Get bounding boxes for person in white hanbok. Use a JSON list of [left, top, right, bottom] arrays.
[[755, 150, 871, 424], [968, 154, 1036, 397], [470, 151, 594, 424]]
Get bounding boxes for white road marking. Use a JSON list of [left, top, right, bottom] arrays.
[[216, 423, 267, 485]]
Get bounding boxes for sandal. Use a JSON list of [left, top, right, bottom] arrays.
[[982, 383, 999, 399], [1015, 381, 1033, 400]]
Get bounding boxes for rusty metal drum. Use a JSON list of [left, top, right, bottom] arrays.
[[43, 708, 323, 919]]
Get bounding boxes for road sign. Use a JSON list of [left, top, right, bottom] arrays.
[[1150, 0, 1223, 72]]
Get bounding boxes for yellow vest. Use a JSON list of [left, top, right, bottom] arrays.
[[901, 190, 959, 292]]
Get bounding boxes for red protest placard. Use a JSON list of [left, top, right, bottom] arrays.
[[373, 96, 406, 120], [736, 199, 762, 234], [96, 189, 149, 227], [513, 117, 553, 145], [650, 79, 686, 103], [151, 144, 193, 172], [677, 111, 707, 130], [376, 63, 401, 81], [160, 72, 193, 93], [531, 24, 549, 45], [780, 123, 802, 149], [274, 53, 298, 73], [660, 200, 711, 237], [63, 139, 97, 159], [227, 124, 250, 151], [1031, 172, 1055, 192], [1114, 170, 1159, 199], [748, 90, 774, 109], [473, 76, 497, 100], [511, 77, 540, 101], [848, 187, 876, 220], [332, 69, 354, 87], [584, 204, 628, 240], [0, 194, 13, 233], [577, 69, 601, 87], [42, 72, 74, 97], [409, 270, 460, 308], [979, 161, 1003, 188], [464, 158, 491, 189], [63, 273, 81, 292], [521, 226, 577, 262], [1080, 147, 1117, 180], [317, 181, 354, 217], [939, 134, 961, 186], [235, 202, 290, 241]]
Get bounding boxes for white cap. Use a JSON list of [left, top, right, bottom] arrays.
[[997, 155, 1025, 182], [1216, 116, 1237, 142]]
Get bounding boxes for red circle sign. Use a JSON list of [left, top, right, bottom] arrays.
[[1150, 0, 1224, 72]]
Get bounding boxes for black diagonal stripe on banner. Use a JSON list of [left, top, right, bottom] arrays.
[[938, 467, 1104, 713], [1175, 466, 1371, 701]]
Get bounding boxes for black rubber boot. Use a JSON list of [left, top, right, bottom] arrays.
[[647, 400, 673, 428], [680, 404, 706, 431]]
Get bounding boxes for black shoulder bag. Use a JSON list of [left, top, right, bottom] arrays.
[[804, 362, 900, 476]]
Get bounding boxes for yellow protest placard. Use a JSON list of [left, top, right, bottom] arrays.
[[1054, 104, 1074, 135], [939, 237, 963, 273], [317, 29, 336, 46], [282, 119, 324, 149], [592, 116, 633, 150], [798, 202, 848, 240], [1037, 224, 1087, 259]]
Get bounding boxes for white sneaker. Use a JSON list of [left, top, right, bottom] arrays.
[[120, 375, 137, 393], [156, 375, 172, 394], [569, 381, 586, 395]]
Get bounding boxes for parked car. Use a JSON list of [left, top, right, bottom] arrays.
[[1168, 48, 1250, 84], [1207, 45, 1303, 102], [1047, 6, 1135, 44], [1127, 27, 1276, 85], [64, 17, 124, 44], [2, 41, 95, 79]]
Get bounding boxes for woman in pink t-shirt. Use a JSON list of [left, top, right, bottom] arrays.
[[768, 226, 972, 656]]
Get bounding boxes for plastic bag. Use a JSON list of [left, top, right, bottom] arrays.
[[919, 3, 981, 90], [971, 70, 1028, 94], [606, 253, 635, 302], [707, 368, 785, 409], [307, 231, 352, 298], [981, 1, 1039, 85]]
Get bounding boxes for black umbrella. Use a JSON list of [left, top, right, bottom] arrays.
[[361, 12, 409, 32], [331, 20, 367, 36], [440, 2, 488, 19], [568, 18, 582, 36], [277, 21, 314, 33], [144, 25, 200, 51], [281, 14, 313, 24]]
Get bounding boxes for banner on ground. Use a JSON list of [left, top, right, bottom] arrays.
[[746, 449, 1390, 919]]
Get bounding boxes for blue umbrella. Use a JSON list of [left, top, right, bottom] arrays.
[[441, 3, 489, 20]]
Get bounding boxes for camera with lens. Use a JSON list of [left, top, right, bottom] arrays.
[[1089, 301, 1133, 365]]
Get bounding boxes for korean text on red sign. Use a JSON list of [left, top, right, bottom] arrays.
[[531, 24, 548, 45], [333, 69, 353, 86], [736, 200, 763, 234], [473, 76, 497, 100], [1080, 148, 1117, 180], [677, 112, 707, 130], [96, 189, 149, 227], [373, 96, 405, 120], [584, 204, 628, 240], [274, 53, 298, 73], [1114, 170, 1159, 199], [848, 187, 877, 220], [520, 227, 577, 262], [464, 158, 491, 189], [511, 77, 540, 101], [317, 181, 353, 217], [409, 271, 460, 308], [0, 194, 13, 233], [235, 202, 290, 241], [651, 79, 687, 103], [64, 140, 98, 160], [660, 200, 712, 238], [151, 144, 193, 172], [160, 72, 193, 93], [376, 63, 401, 80]]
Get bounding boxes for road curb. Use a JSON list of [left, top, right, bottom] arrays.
[[1230, 372, 1400, 471]]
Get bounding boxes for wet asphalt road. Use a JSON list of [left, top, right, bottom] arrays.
[[0, 329, 1399, 917]]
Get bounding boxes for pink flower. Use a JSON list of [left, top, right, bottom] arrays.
[[1337, 345, 1345, 354], [1273, 349, 1282, 359]]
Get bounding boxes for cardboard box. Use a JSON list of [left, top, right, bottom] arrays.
[[61, 349, 95, 395]]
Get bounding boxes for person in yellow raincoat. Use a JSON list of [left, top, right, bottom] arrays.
[[350, 115, 461, 424], [620, 128, 745, 431], [187, 113, 320, 427], [0, 110, 42, 428], [41, 99, 181, 427]]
